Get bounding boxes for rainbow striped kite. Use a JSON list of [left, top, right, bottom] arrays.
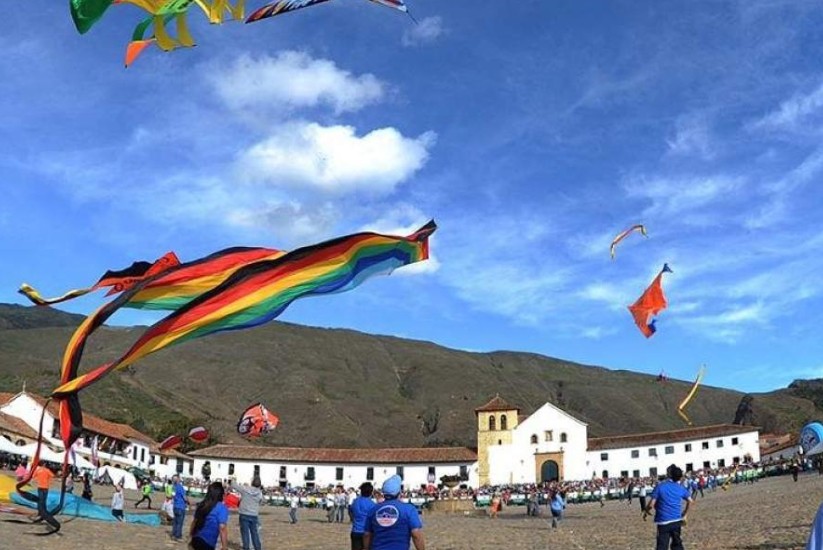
[[52, 221, 435, 398]]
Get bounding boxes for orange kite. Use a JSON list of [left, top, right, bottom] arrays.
[[628, 264, 672, 338]]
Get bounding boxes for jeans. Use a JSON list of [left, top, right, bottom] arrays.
[[191, 538, 215, 550], [172, 507, 186, 540], [351, 532, 365, 550], [656, 521, 684, 550], [289, 507, 298, 523], [37, 488, 60, 530], [239, 514, 262, 550]]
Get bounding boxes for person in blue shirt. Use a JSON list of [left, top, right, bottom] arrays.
[[364, 475, 425, 550], [190, 481, 229, 550], [171, 474, 191, 543], [644, 465, 694, 550], [351, 482, 377, 550], [549, 490, 565, 528]]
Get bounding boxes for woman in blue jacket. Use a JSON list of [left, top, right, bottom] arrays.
[[549, 490, 565, 528]]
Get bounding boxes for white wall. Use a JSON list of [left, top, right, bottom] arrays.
[[586, 430, 761, 479], [192, 457, 474, 489], [0, 394, 156, 470], [150, 456, 195, 479], [487, 402, 589, 484], [762, 445, 801, 463], [0, 394, 61, 447]]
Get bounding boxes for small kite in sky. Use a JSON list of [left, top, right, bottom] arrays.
[[610, 224, 647, 260], [159, 434, 183, 451], [628, 263, 672, 338], [246, 0, 411, 23], [677, 365, 705, 426], [188, 426, 210, 443], [237, 403, 279, 438], [70, 0, 413, 66]]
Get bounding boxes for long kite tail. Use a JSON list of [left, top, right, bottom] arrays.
[[18, 283, 94, 307], [677, 367, 706, 410], [15, 399, 69, 534]]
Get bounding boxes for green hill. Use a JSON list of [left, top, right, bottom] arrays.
[[0, 303, 818, 447]]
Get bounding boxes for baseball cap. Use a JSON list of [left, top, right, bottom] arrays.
[[382, 475, 402, 496]]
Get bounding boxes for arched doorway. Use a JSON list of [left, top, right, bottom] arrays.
[[540, 460, 559, 483]]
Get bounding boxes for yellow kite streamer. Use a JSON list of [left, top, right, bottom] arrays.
[[677, 365, 705, 426]]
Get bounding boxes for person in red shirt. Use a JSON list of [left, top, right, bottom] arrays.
[[32, 464, 60, 532]]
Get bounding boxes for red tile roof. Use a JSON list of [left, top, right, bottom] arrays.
[[81, 414, 155, 445], [760, 438, 798, 456], [1, 390, 156, 445], [587, 424, 759, 451], [475, 395, 519, 414], [158, 448, 192, 460], [0, 411, 38, 440], [189, 445, 478, 464]]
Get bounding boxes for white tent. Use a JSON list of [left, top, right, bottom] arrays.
[[96, 465, 138, 490], [0, 437, 24, 455], [6, 443, 96, 471]]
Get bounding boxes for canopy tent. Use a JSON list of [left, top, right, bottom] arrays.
[[0, 437, 24, 455], [3, 442, 95, 471], [96, 465, 138, 490]]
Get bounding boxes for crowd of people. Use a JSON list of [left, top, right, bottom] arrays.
[[1, 453, 815, 549]]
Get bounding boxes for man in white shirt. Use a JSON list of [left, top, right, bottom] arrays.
[[289, 494, 299, 524]]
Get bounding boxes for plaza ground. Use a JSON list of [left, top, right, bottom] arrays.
[[1, 473, 820, 549]]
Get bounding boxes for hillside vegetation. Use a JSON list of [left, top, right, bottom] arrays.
[[0, 303, 818, 448]]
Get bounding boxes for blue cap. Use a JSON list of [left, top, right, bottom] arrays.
[[382, 475, 402, 496]]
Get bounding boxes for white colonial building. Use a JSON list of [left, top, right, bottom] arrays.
[[0, 390, 192, 477], [189, 446, 478, 489], [586, 425, 761, 479], [476, 395, 761, 486], [186, 395, 761, 490]]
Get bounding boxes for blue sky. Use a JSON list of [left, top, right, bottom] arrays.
[[2, 0, 823, 393]]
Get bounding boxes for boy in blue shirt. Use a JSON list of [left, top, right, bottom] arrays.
[[351, 482, 377, 550], [644, 465, 693, 550], [364, 475, 425, 550]]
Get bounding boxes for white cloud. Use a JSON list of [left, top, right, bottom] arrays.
[[581, 326, 618, 340], [208, 52, 385, 115], [666, 115, 714, 159], [623, 175, 744, 219], [402, 16, 446, 47], [227, 201, 340, 243], [751, 82, 823, 130], [238, 122, 435, 194], [677, 302, 768, 343], [577, 282, 631, 311]]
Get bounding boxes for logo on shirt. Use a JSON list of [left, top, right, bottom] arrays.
[[375, 505, 400, 527]]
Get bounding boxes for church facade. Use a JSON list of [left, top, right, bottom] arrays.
[[476, 395, 761, 486]]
